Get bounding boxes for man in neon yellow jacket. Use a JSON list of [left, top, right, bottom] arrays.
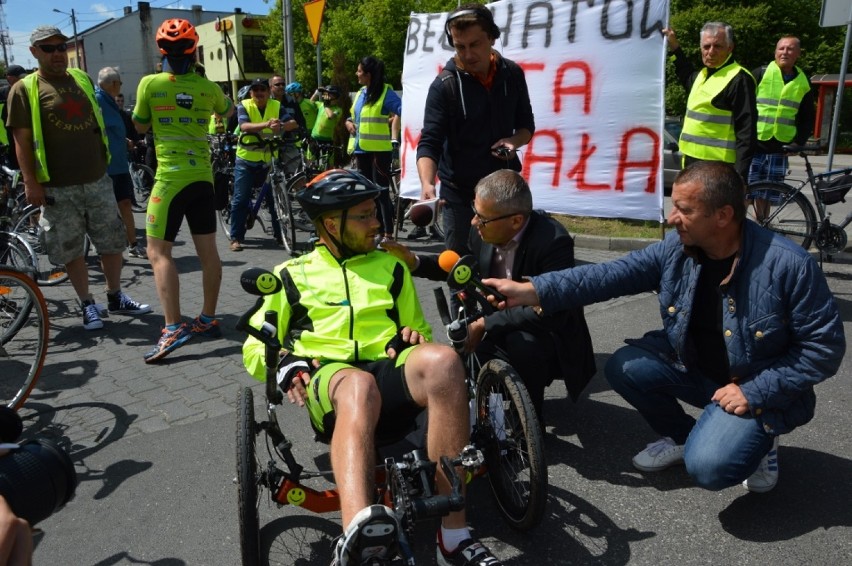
[[8, 24, 150, 331], [664, 23, 757, 180], [243, 169, 504, 566]]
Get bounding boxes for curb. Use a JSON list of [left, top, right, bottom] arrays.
[[574, 234, 660, 252]]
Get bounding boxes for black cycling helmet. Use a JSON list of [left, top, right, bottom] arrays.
[[318, 84, 341, 98], [297, 169, 381, 221]]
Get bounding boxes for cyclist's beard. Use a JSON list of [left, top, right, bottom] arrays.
[[340, 226, 376, 256]]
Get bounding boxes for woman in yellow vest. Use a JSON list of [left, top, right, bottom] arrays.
[[345, 56, 401, 241]]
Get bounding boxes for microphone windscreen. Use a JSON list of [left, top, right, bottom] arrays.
[[408, 199, 436, 227], [438, 250, 461, 273]]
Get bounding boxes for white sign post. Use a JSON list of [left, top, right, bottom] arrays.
[[400, 0, 669, 222], [820, 0, 852, 171]]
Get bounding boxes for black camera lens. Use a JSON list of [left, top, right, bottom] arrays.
[[0, 438, 78, 526]]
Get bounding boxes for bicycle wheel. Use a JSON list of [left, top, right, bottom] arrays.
[[219, 182, 234, 237], [475, 359, 546, 531], [236, 387, 262, 566], [746, 182, 817, 250], [285, 173, 313, 233], [0, 231, 38, 276], [0, 267, 48, 409], [271, 180, 296, 252], [130, 162, 155, 213], [12, 207, 70, 286]]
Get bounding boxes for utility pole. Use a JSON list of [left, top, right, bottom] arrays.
[[52, 8, 83, 71], [0, 0, 12, 67]]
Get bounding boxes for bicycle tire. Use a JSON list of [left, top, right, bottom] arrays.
[[129, 162, 155, 213], [271, 179, 296, 252], [219, 184, 234, 237], [0, 267, 48, 410], [236, 387, 262, 566], [285, 172, 313, 233], [746, 182, 817, 250], [475, 359, 546, 531], [12, 207, 70, 285]]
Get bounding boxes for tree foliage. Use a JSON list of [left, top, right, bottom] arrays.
[[260, 0, 474, 93]]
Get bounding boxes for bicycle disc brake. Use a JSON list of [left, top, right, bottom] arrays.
[[816, 224, 847, 254]]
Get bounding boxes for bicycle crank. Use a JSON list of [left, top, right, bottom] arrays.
[[815, 224, 847, 255]]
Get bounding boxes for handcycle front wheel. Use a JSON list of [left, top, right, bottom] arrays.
[[236, 387, 262, 566], [0, 267, 49, 409], [475, 359, 546, 531], [746, 182, 817, 250]]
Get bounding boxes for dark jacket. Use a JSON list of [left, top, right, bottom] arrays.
[[531, 221, 845, 435], [672, 49, 757, 179], [416, 55, 535, 204], [415, 211, 596, 400]]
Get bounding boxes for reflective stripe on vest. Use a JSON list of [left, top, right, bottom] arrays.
[[355, 84, 391, 152], [679, 62, 749, 163], [23, 68, 111, 183], [756, 62, 810, 143], [236, 98, 281, 163]]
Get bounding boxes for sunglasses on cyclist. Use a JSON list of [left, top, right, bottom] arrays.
[[37, 43, 68, 54]]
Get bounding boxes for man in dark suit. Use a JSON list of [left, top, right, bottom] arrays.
[[383, 169, 595, 422]]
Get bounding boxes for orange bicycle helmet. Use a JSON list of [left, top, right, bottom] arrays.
[[156, 19, 198, 56]]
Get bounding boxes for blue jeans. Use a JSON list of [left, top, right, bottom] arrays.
[[230, 158, 278, 242], [605, 345, 774, 490]]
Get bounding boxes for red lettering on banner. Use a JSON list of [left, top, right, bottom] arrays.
[[517, 62, 546, 78], [523, 129, 563, 187], [615, 127, 659, 193], [567, 133, 609, 191], [402, 126, 422, 181], [554, 61, 592, 114]]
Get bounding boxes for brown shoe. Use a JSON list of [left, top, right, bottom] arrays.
[[229, 240, 243, 252]]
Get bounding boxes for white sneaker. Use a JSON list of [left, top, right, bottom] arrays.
[[632, 437, 685, 472], [743, 437, 779, 493], [331, 504, 399, 566]]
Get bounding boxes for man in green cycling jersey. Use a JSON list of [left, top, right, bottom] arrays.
[[132, 19, 233, 362], [243, 169, 503, 566]]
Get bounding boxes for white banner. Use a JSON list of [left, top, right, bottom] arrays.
[[400, 0, 669, 222]]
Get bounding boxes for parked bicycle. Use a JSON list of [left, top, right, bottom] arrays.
[[0, 265, 49, 409], [219, 135, 313, 253], [128, 141, 155, 213], [745, 144, 852, 262]]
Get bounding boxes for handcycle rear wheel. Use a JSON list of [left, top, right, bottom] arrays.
[[746, 182, 816, 250], [475, 359, 546, 531], [0, 267, 49, 409], [236, 387, 262, 566]]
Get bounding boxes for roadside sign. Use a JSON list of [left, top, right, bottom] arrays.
[[304, 0, 326, 45], [821, 0, 852, 27]]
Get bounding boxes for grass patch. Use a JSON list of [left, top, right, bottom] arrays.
[[553, 215, 671, 239]]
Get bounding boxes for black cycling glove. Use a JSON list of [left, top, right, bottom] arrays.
[[276, 352, 312, 391]]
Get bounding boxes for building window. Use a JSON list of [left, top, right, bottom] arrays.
[[242, 36, 272, 74]]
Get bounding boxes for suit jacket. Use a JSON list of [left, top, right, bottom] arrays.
[[416, 211, 596, 400]]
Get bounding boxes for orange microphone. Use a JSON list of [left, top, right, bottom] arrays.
[[438, 249, 461, 273]]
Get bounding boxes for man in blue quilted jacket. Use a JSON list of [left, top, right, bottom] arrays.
[[483, 161, 845, 493]]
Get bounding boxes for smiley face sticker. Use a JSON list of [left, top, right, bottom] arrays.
[[453, 264, 472, 286], [286, 487, 307, 506], [256, 273, 277, 294]]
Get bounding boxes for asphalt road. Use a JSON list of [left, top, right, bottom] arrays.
[[15, 200, 852, 566]]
